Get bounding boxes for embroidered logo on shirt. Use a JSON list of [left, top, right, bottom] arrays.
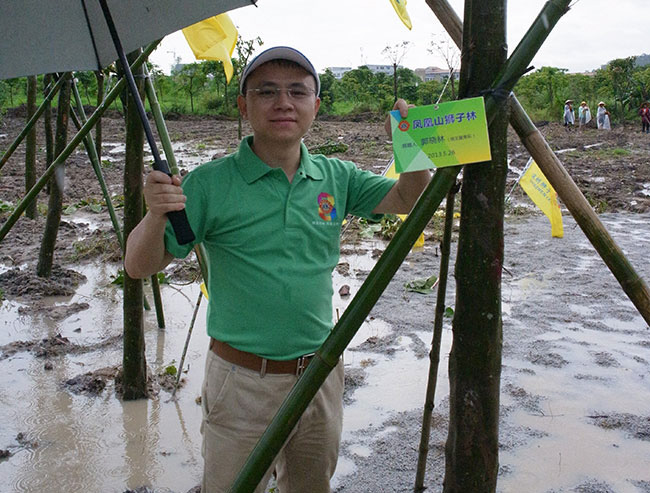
[[317, 192, 337, 221]]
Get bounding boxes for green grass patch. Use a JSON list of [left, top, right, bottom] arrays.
[[0, 200, 15, 213], [588, 147, 632, 159]]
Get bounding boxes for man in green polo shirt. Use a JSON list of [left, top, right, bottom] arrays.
[[125, 46, 431, 493]]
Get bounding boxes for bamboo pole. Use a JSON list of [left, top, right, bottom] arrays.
[[0, 75, 66, 171], [229, 2, 572, 490], [171, 289, 202, 400], [0, 41, 159, 244], [414, 183, 459, 492], [144, 67, 179, 172], [70, 79, 124, 248], [427, 0, 650, 326], [150, 272, 165, 328]]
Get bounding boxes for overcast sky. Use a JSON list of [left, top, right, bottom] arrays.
[[149, 0, 647, 76]]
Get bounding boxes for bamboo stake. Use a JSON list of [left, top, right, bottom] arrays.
[[229, 2, 572, 489], [0, 75, 66, 171], [414, 182, 459, 492], [150, 272, 165, 328], [171, 289, 202, 400], [0, 41, 159, 244], [144, 67, 179, 172], [427, 0, 650, 326], [70, 79, 124, 248]]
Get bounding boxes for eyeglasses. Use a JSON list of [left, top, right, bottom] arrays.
[[246, 86, 316, 101]]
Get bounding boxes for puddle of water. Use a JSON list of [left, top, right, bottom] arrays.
[[0, 263, 209, 492], [100, 141, 228, 173], [2, 240, 409, 492], [3, 214, 649, 492], [496, 218, 650, 493], [341, 329, 452, 435]]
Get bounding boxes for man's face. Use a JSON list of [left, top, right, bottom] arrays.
[[237, 62, 320, 146]]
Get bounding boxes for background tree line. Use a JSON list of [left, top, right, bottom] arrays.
[[1, 52, 649, 123]]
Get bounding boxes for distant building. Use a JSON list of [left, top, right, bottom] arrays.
[[326, 66, 353, 79], [325, 64, 403, 79], [414, 66, 460, 82], [363, 64, 397, 76], [171, 62, 186, 74]]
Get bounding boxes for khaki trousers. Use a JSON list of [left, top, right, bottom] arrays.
[[200, 350, 344, 493]]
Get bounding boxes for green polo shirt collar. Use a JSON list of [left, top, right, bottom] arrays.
[[236, 136, 324, 183]]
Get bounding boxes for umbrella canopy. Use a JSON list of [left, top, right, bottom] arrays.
[[0, 0, 255, 79]]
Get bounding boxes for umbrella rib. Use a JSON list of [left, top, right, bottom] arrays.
[[81, 0, 103, 71]]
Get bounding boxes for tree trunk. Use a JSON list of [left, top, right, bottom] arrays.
[[393, 62, 398, 103], [121, 49, 148, 400], [443, 0, 507, 491], [25, 76, 38, 219], [36, 73, 71, 278], [95, 70, 105, 162]]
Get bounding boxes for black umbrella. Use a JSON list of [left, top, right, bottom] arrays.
[[0, 0, 256, 243]]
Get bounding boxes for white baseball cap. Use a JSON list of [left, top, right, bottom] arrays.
[[239, 46, 320, 96]]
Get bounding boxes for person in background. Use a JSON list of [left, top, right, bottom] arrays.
[[578, 101, 591, 129], [597, 101, 611, 130], [563, 99, 575, 128], [639, 101, 650, 133], [124, 46, 431, 493]]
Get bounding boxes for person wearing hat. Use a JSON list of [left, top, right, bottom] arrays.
[[638, 101, 650, 133], [597, 101, 611, 130], [578, 101, 591, 128], [124, 46, 431, 492], [563, 99, 575, 128]]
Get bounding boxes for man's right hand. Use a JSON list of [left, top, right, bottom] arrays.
[[144, 170, 187, 218], [124, 170, 183, 279]]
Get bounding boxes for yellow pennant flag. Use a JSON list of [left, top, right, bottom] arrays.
[[182, 13, 238, 83], [389, 0, 412, 30], [385, 160, 425, 248], [519, 158, 564, 238]]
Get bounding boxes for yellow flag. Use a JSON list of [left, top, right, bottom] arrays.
[[385, 160, 425, 247], [389, 0, 412, 30], [182, 14, 238, 83], [519, 158, 564, 238]]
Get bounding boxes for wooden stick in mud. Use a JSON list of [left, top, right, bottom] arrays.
[[414, 182, 459, 492], [171, 288, 202, 400], [426, 0, 650, 326]]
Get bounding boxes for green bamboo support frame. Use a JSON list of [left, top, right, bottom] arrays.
[[0, 75, 66, 171], [426, 0, 650, 326], [0, 41, 160, 244], [70, 79, 125, 249], [228, 2, 573, 490]]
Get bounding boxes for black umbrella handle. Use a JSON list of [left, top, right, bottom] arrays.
[[98, 0, 195, 245], [157, 160, 196, 245]]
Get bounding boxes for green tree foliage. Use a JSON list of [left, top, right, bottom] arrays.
[[5, 54, 650, 122], [514, 66, 569, 120], [602, 56, 637, 118], [318, 68, 336, 114], [175, 62, 207, 113]]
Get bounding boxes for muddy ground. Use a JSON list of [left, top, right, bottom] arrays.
[[1, 107, 649, 269], [1, 108, 650, 492]]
